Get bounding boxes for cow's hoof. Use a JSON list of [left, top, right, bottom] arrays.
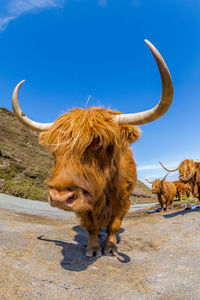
[[86, 248, 102, 258], [104, 242, 118, 256]]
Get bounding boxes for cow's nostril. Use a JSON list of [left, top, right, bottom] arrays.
[[66, 195, 75, 205], [65, 191, 76, 205]]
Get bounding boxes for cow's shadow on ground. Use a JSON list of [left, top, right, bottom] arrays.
[[147, 208, 161, 214], [163, 205, 200, 219], [37, 225, 130, 271]]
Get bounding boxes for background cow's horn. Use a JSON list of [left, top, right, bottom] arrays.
[[145, 178, 153, 184], [159, 161, 179, 172], [114, 40, 173, 125], [12, 80, 53, 132], [161, 173, 169, 182]]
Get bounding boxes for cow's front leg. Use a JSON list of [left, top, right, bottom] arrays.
[[159, 195, 164, 212], [169, 200, 173, 209], [193, 184, 199, 199], [166, 199, 171, 211], [86, 228, 102, 257], [179, 191, 182, 202], [105, 218, 122, 256]]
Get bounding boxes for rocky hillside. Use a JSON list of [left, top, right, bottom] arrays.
[[131, 180, 156, 203], [0, 107, 155, 202]]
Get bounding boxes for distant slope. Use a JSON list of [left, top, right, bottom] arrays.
[[0, 107, 155, 202], [132, 180, 156, 203], [0, 107, 53, 201]]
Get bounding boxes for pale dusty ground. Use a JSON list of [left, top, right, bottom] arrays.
[[0, 194, 200, 300]]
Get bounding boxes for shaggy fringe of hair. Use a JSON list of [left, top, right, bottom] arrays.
[[39, 107, 141, 158]]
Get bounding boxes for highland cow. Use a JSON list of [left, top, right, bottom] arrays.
[[172, 181, 191, 201], [160, 160, 200, 201], [12, 40, 173, 257], [146, 174, 176, 211]]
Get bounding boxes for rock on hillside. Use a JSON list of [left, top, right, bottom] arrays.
[[0, 107, 154, 203]]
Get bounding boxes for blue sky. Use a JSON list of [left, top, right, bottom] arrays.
[[0, 0, 200, 184]]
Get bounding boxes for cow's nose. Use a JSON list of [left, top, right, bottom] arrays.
[[180, 176, 187, 183], [48, 189, 76, 205]]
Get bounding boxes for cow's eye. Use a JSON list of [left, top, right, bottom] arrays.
[[82, 189, 90, 196]]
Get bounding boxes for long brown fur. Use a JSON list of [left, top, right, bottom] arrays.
[[39, 107, 141, 256], [178, 159, 200, 201], [151, 179, 176, 211], [172, 181, 191, 201]]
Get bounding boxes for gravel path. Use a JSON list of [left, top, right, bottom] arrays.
[[0, 193, 200, 300]]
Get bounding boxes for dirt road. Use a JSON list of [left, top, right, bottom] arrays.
[[0, 194, 200, 300]]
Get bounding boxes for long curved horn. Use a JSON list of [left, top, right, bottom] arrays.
[[12, 80, 53, 132], [145, 178, 153, 184], [114, 40, 173, 125], [159, 161, 179, 172], [161, 173, 169, 182]]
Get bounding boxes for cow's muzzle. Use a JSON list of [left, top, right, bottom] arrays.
[[48, 189, 77, 208], [179, 175, 191, 183]]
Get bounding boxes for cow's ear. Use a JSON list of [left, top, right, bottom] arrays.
[[119, 125, 141, 146]]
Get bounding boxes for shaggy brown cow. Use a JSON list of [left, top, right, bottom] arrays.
[[12, 40, 173, 257], [146, 174, 176, 211], [172, 181, 191, 201], [160, 160, 200, 201]]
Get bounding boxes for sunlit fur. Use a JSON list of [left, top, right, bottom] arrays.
[[172, 181, 191, 201], [151, 179, 176, 211], [39, 107, 141, 255], [178, 159, 200, 200]]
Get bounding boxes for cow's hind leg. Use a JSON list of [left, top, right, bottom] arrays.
[[86, 227, 102, 258], [193, 184, 199, 198], [104, 218, 122, 256], [186, 190, 190, 198]]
